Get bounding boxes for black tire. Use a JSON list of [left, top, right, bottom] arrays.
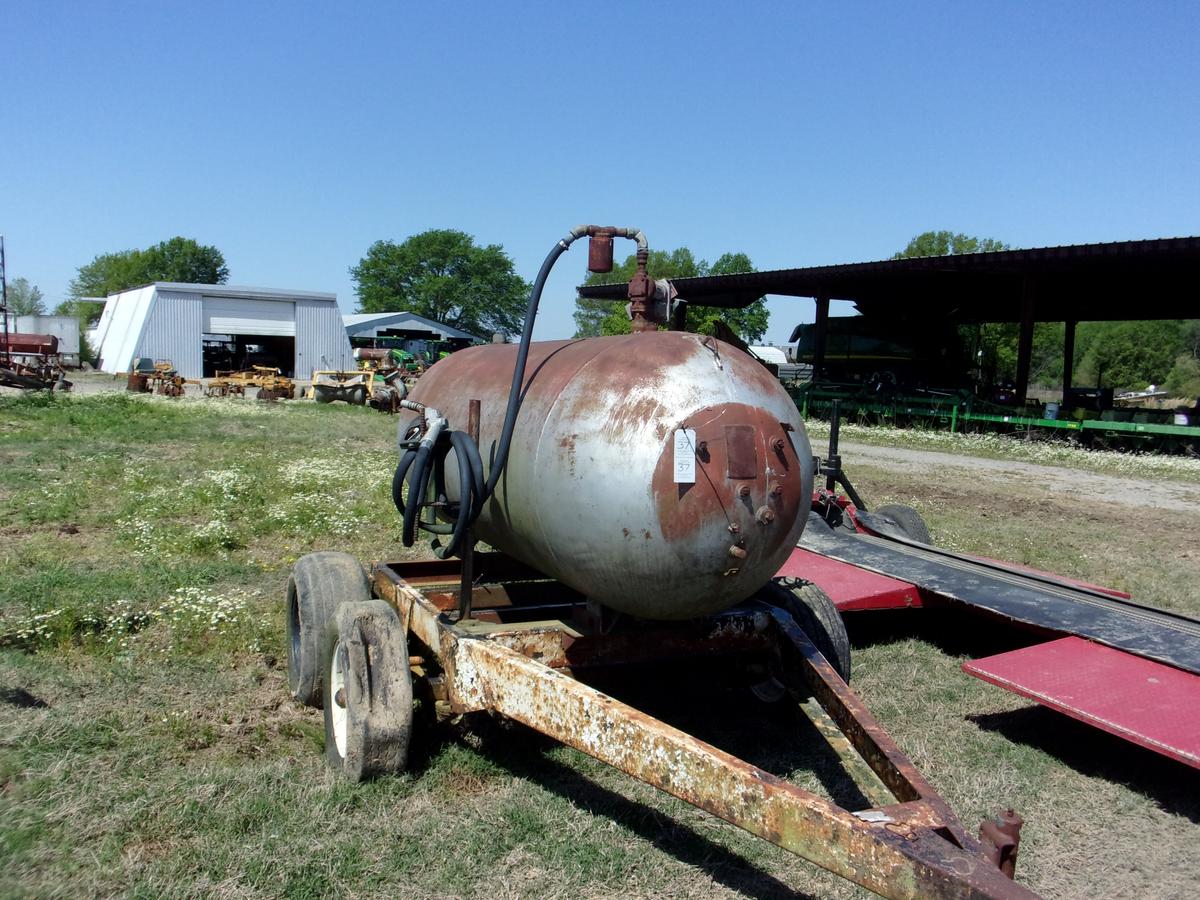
[[314, 388, 333, 404], [872, 503, 932, 545], [765, 577, 851, 682], [323, 600, 413, 781], [287, 551, 370, 708], [350, 385, 367, 406]]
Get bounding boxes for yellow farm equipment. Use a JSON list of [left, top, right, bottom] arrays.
[[309, 368, 411, 411], [205, 366, 296, 400], [308, 370, 374, 405]]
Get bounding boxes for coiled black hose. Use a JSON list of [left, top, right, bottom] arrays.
[[391, 234, 572, 559]]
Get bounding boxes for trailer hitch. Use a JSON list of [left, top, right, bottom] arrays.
[[980, 809, 1024, 879]]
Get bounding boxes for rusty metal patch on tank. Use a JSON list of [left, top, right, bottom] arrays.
[[725, 425, 758, 479]]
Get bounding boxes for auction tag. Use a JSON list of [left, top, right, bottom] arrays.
[[673, 429, 696, 483]]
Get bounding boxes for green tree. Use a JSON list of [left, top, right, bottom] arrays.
[[68, 237, 229, 300], [350, 229, 530, 338], [892, 230, 1009, 259], [1074, 320, 1183, 391], [574, 248, 769, 342], [5, 277, 46, 315], [1165, 354, 1200, 399]]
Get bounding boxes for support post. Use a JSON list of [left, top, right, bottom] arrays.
[[1014, 280, 1036, 406], [670, 300, 688, 332], [1062, 319, 1076, 399], [813, 294, 830, 384], [457, 398, 481, 622]]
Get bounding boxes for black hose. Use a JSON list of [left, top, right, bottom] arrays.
[[390, 235, 572, 559], [483, 238, 567, 496]]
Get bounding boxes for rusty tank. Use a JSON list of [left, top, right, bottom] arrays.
[[407, 330, 813, 620]]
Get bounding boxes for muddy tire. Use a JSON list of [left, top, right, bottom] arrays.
[[287, 551, 370, 708], [766, 577, 851, 682], [323, 600, 413, 781], [872, 503, 932, 545]]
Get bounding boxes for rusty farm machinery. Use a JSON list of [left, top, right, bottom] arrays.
[[282, 226, 1051, 899], [122, 358, 201, 397], [205, 365, 296, 401], [0, 331, 71, 393]]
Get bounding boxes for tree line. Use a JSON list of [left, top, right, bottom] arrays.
[[351, 229, 770, 344], [17, 228, 1195, 398]]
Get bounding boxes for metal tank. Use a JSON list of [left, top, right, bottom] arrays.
[[408, 329, 813, 620]]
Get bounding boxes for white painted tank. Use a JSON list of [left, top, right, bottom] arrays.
[[409, 331, 813, 620]]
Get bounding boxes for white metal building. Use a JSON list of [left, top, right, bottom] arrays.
[[343, 311, 481, 344], [93, 283, 353, 379], [2, 315, 82, 365]]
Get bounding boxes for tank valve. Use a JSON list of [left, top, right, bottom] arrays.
[[756, 506, 775, 525], [736, 484, 752, 499], [769, 482, 784, 498]]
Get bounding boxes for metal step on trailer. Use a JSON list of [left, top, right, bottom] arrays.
[[797, 524, 1200, 677]]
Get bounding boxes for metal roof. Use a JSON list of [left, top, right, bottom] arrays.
[[343, 310, 480, 341], [112, 283, 337, 302], [577, 236, 1200, 323]]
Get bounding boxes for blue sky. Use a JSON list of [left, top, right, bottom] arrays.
[[3, 1, 1197, 343]]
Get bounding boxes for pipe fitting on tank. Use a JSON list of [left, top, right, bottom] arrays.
[[570, 225, 648, 273], [756, 506, 775, 525]]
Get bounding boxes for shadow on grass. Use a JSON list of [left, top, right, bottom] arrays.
[[846, 608, 1200, 822], [967, 705, 1200, 824], [477, 726, 820, 900], [845, 606, 1044, 660], [405, 665, 884, 900]]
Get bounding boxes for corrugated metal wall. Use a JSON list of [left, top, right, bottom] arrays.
[[136, 290, 205, 377], [294, 299, 353, 378]]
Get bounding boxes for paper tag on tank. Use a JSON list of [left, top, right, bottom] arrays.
[[673, 429, 697, 483]]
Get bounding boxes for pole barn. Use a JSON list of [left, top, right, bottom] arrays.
[[93, 283, 353, 379]]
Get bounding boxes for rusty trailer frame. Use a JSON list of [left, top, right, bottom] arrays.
[[367, 554, 1037, 900]]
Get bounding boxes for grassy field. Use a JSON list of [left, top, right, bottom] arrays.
[[1, 392, 1197, 899]]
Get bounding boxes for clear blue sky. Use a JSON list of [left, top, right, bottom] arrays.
[[3, 1, 1197, 343]]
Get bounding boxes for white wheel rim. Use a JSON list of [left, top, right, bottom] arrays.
[[330, 639, 348, 757]]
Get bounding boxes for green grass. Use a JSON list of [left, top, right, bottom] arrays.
[[0, 392, 1197, 898]]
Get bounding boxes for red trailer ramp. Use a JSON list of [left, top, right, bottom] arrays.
[[963, 637, 1200, 770]]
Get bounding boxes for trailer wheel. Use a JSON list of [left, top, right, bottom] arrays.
[[767, 577, 851, 683], [323, 600, 413, 781], [287, 551, 370, 708], [872, 504, 932, 545]]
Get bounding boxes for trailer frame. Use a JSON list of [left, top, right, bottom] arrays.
[[346, 553, 1036, 899]]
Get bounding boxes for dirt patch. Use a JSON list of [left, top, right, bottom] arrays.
[[841, 440, 1200, 513]]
